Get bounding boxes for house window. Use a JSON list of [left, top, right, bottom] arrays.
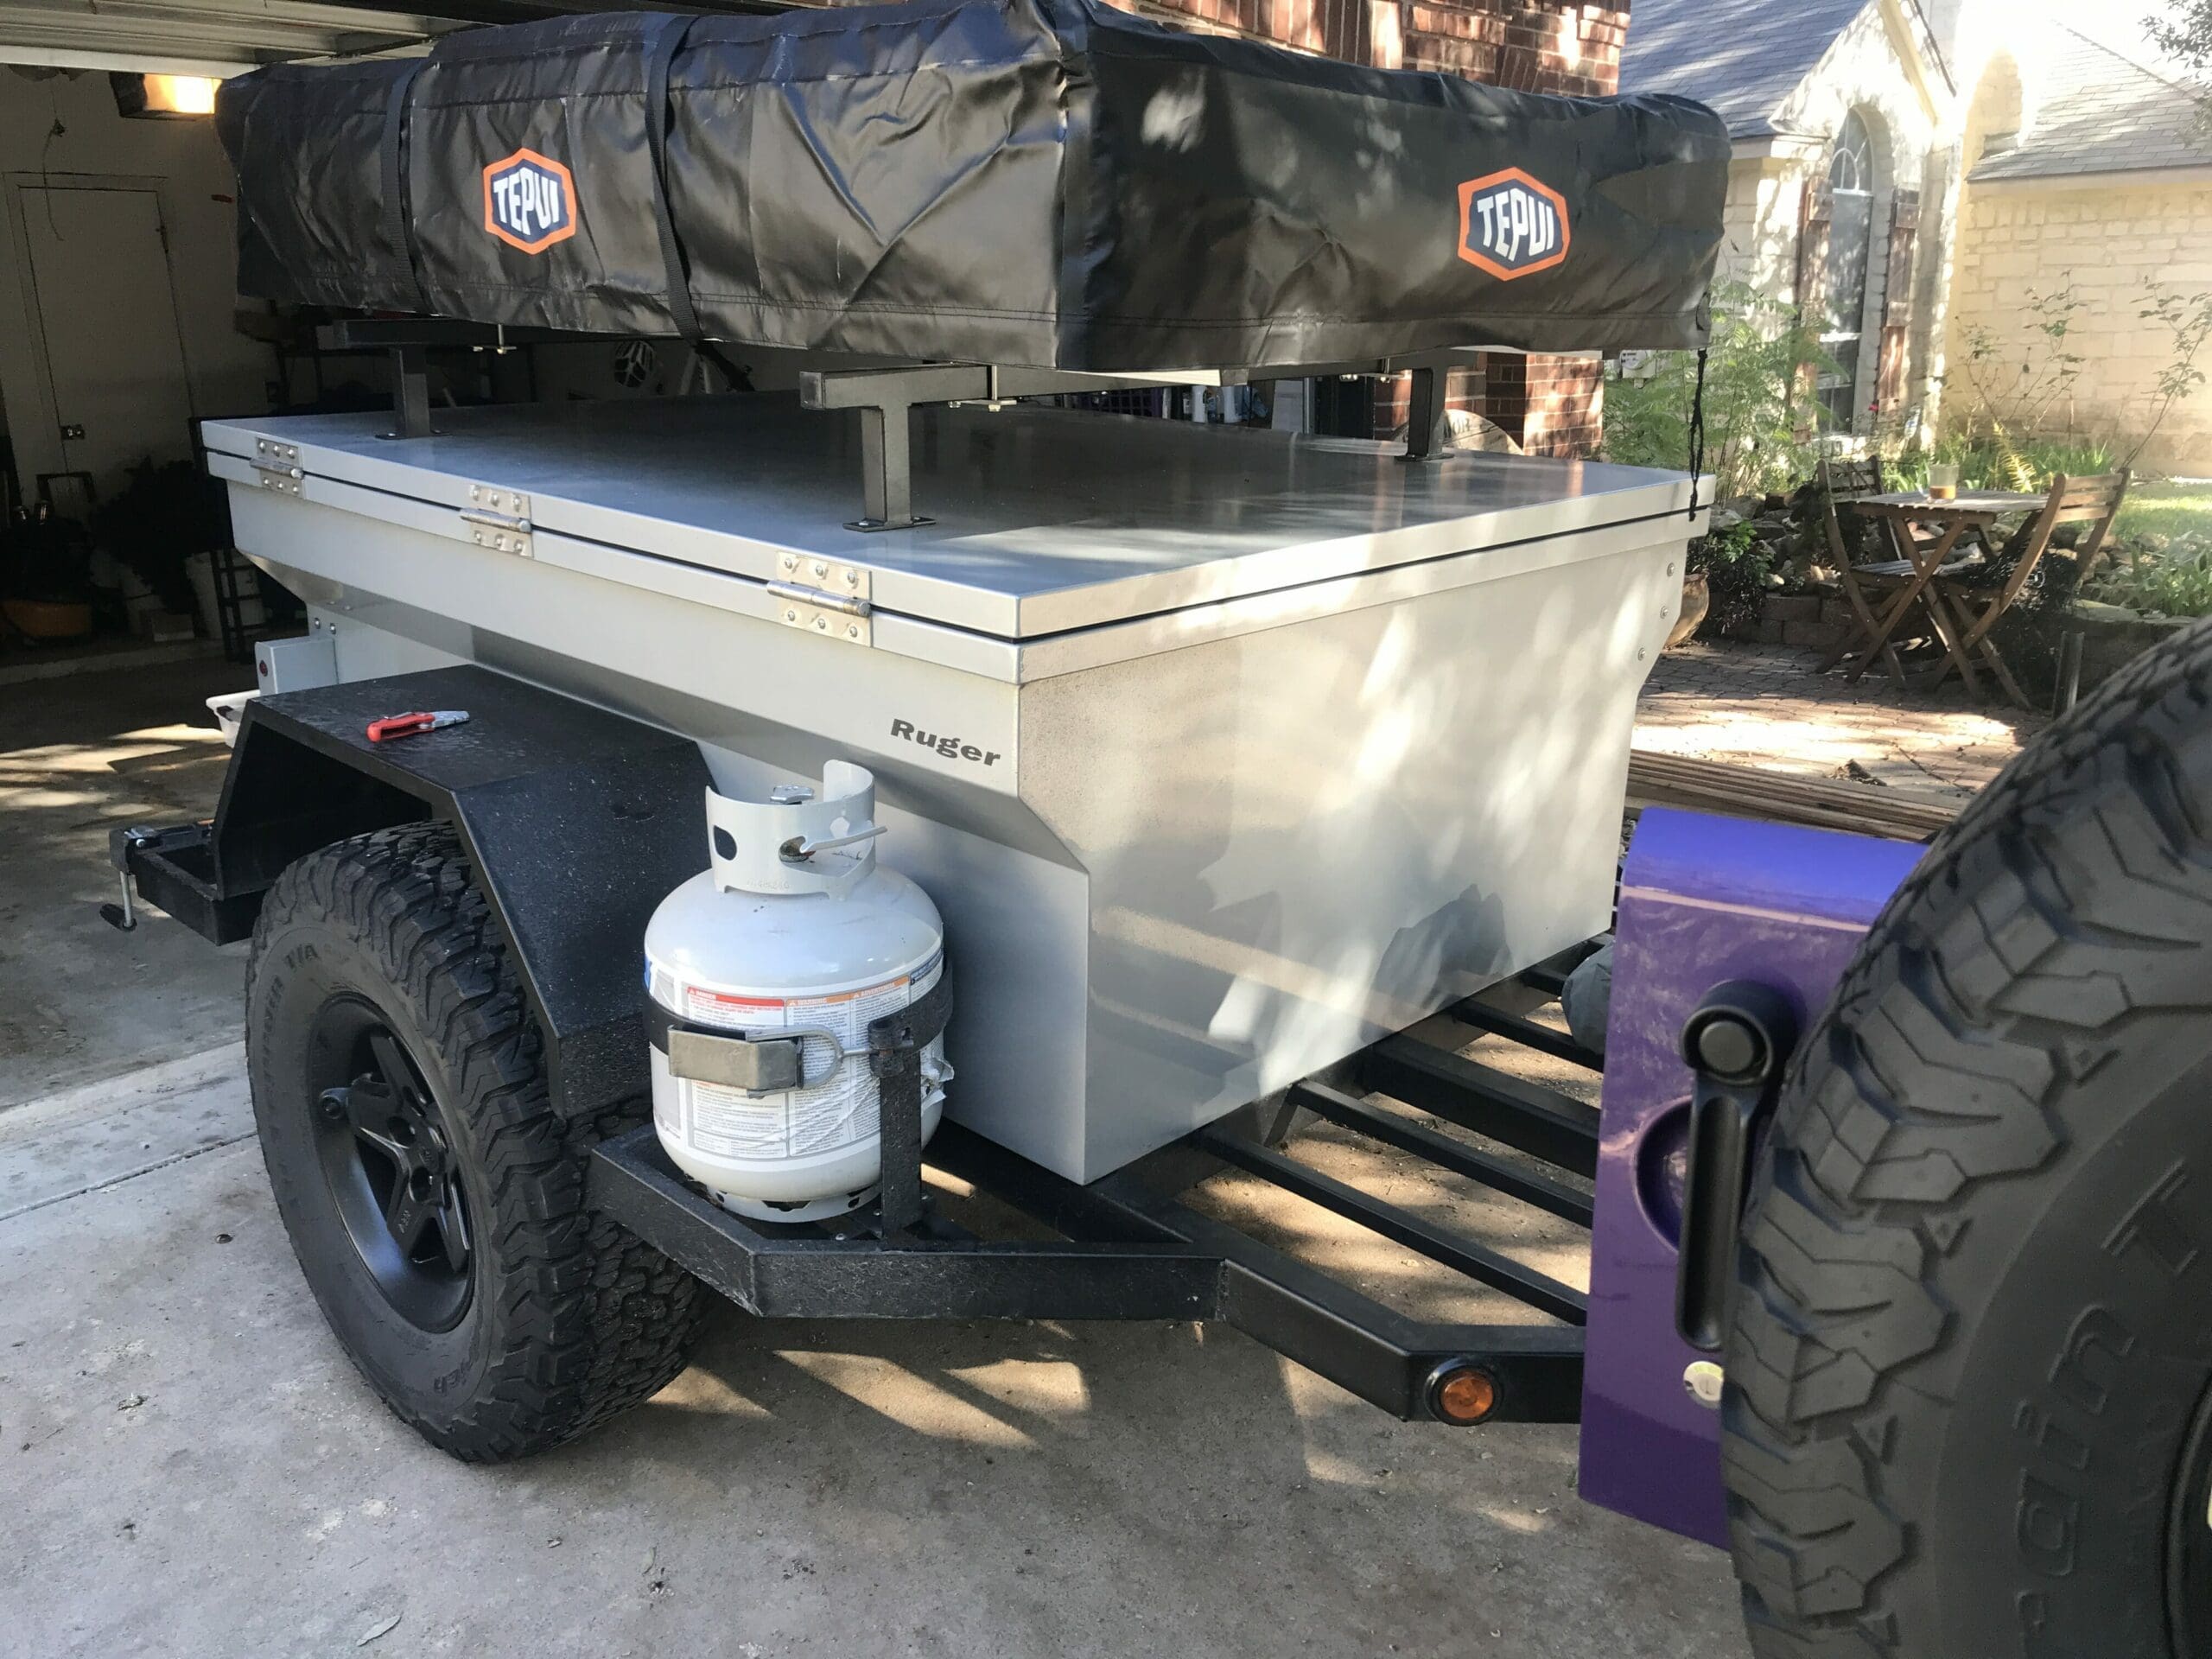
[[1817, 112, 1875, 429]]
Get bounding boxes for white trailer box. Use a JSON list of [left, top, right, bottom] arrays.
[[205, 395, 1695, 1181]]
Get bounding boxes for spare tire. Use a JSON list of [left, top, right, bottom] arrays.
[[1723, 616, 2212, 1657]]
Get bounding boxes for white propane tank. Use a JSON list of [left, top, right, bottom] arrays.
[[645, 761, 950, 1224]]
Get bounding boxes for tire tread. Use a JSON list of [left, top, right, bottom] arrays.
[[1724, 616, 2212, 1655], [249, 823, 702, 1462]]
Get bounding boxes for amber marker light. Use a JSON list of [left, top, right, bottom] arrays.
[[1427, 1361, 1499, 1426]]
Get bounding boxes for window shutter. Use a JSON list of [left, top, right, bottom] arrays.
[[1884, 188, 1919, 327], [1796, 176, 1833, 323], [1876, 188, 1920, 416], [1793, 177, 1833, 420]]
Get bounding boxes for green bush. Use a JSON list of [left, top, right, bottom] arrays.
[[1605, 280, 1828, 502], [1684, 517, 1776, 637], [1881, 435, 2117, 495], [2093, 543, 2212, 618]]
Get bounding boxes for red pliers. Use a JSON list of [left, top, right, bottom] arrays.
[[366, 709, 470, 743]]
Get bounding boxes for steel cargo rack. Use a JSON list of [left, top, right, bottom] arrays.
[[318, 315, 1500, 531]]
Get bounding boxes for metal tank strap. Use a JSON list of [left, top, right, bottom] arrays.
[[378, 60, 431, 316], [869, 974, 955, 1237]]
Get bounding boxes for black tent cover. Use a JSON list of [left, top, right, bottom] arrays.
[[217, 0, 1729, 371]]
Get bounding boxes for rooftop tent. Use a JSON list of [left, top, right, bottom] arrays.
[[214, 0, 1729, 370]]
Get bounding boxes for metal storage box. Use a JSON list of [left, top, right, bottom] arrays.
[[205, 395, 1694, 1181]]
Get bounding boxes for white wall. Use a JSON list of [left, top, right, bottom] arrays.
[[0, 66, 271, 486]]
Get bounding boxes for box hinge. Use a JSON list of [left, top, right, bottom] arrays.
[[251, 437, 303, 498], [768, 552, 873, 645], [459, 484, 533, 558]]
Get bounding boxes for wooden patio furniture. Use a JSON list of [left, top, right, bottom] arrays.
[[1827, 488, 2048, 697], [1811, 452, 1915, 690], [1925, 470, 2130, 705]]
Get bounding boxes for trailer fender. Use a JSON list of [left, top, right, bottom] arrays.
[[137, 664, 711, 1117]]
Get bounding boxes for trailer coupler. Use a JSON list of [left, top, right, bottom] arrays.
[[109, 822, 263, 945]]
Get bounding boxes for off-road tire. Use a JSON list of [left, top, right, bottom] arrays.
[[1724, 615, 2212, 1656], [246, 823, 702, 1461]]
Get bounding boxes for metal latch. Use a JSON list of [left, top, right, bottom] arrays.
[[251, 437, 303, 498], [459, 484, 533, 558], [768, 551, 873, 645], [664, 1022, 857, 1094]]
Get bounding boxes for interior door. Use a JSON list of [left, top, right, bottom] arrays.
[[18, 184, 194, 504]]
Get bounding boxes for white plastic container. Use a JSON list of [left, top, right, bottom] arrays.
[[206, 689, 261, 748], [644, 761, 949, 1223]]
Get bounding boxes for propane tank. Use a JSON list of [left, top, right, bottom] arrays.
[[645, 761, 950, 1224]]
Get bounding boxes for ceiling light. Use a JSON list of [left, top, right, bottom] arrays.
[[111, 72, 221, 119]]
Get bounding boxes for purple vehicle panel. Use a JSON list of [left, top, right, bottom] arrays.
[[1577, 808, 1923, 1546]]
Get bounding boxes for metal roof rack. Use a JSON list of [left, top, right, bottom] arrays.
[[325, 317, 1490, 530]]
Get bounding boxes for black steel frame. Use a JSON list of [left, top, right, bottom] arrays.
[[120, 664, 1599, 1428], [588, 956, 1598, 1427]]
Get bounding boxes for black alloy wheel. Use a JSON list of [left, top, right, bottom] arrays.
[[309, 1005, 473, 1332]]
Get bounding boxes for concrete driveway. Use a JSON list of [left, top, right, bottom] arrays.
[[0, 657, 247, 1109], [0, 1049, 1747, 1659]]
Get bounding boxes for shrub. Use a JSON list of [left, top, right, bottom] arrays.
[[1880, 434, 2117, 495], [1684, 517, 1776, 637], [1605, 280, 1828, 502], [2094, 545, 2212, 618]]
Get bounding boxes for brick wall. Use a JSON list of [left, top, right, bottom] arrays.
[[1483, 352, 1605, 454], [1944, 178, 2212, 474], [1107, 0, 1630, 454], [1116, 0, 1623, 91]]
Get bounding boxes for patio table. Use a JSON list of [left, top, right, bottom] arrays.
[[1844, 489, 2047, 699]]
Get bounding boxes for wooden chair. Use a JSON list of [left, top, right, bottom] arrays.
[[1812, 453, 1915, 688], [1926, 470, 2129, 705]]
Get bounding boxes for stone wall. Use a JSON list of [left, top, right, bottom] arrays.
[[1717, 592, 1861, 652], [1943, 178, 2212, 474]]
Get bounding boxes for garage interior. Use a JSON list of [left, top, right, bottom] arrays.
[[0, 0, 697, 670]]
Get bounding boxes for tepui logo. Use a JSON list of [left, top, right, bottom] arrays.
[[482, 149, 576, 254], [1456, 168, 1569, 280]]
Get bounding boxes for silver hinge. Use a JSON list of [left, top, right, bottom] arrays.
[[251, 437, 303, 498], [459, 483, 533, 558], [769, 551, 873, 645]]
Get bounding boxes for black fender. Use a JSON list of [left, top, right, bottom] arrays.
[[132, 664, 709, 1116]]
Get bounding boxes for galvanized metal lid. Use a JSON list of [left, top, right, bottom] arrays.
[[203, 395, 1694, 647]]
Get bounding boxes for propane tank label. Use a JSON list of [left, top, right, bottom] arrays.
[[661, 955, 942, 1160]]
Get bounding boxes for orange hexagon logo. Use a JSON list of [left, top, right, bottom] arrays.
[[481, 148, 577, 255], [1456, 168, 1571, 280]]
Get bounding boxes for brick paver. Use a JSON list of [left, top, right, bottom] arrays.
[[1634, 640, 2047, 807]]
